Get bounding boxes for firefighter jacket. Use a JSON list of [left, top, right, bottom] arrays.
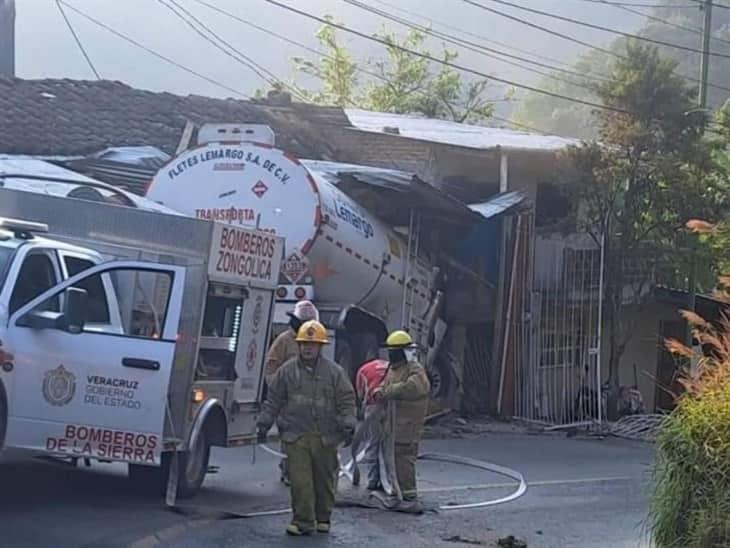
[[264, 329, 299, 385], [258, 356, 357, 446], [381, 360, 430, 443]]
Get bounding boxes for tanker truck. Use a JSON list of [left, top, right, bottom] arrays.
[[146, 124, 447, 391]]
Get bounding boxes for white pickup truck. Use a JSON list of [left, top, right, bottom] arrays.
[[0, 186, 283, 499]]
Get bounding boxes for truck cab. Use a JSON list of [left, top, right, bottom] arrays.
[[0, 219, 122, 333]]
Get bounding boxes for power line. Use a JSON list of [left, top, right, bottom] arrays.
[[592, 0, 730, 47], [55, 0, 101, 79], [58, 1, 249, 98], [370, 0, 577, 69], [339, 0, 609, 90], [456, 0, 730, 93], [470, 0, 730, 59], [263, 0, 634, 114], [686, 0, 730, 9], [192, 0, 382, 93], [192, 0, 515, 104], [576, 0, 699, 7], [157, 0, 306, 100]]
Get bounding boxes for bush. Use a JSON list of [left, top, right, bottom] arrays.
[[649, 310, 730, 547]]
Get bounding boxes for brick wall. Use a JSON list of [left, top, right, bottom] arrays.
[[326, 127, 438, 181]]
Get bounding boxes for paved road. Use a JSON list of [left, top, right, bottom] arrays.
[[0, 433, 654, 548]]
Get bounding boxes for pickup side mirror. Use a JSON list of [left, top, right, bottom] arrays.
[[60, 287, 88, 333], [17, 287, 88, 334]]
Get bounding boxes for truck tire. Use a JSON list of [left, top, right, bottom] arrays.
[[173, 428, 211, 499], [128, 429, 210, 499]]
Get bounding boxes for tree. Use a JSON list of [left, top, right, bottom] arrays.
[[514, 6, 730, 137], [562, 42, 726, 417], [288, 21, 498, 124]]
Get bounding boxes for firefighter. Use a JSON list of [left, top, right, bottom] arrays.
[[264, 299, 319, 485], [355, 358, 389, 490], [373, 330, 430, 502], [257, 320, 356, 536]]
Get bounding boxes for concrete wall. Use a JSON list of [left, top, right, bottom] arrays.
[[0, 0, 14, 77], [601, 300, 680, 413]]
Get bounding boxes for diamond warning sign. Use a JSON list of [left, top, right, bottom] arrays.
[[251, 180, 268, 198], [281, 251, 308, 284]]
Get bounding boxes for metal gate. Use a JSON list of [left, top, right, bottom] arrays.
[[513, 229, 605, 428]]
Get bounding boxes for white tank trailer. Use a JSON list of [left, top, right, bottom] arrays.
[[146, 124, 446, 390]]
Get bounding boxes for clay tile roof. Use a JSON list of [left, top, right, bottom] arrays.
[[0, 78, 346, 159]]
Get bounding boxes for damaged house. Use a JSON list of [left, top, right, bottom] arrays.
[[0, 78, 689, 424]]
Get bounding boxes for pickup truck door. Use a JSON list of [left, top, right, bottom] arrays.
[[4, 261, 185, 466]]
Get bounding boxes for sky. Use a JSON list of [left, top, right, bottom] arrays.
[[14, 0, 648, 101]]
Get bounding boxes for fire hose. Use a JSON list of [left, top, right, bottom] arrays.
[[259, 443, 527, 511], [167, 400, 526, 519], [167, 443, 527, 520]]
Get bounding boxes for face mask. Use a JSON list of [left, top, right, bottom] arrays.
[[388, 349, 407, 364]]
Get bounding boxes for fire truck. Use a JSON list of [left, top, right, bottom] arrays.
[[0, 184, 283, 497]]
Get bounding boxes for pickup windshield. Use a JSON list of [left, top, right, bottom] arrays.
[[0, 246, 14, 290]]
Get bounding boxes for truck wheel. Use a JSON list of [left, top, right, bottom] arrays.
[[128, 429, 210, 499], [175, 428, 210, 499]]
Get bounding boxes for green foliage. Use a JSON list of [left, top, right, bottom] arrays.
[[290, 17, 358, 106], [511, 50, 608, 139], [289, 22, 496, 123], [651, 383, 730, 547], [650, 311, 730, 547], [514, 6, 730, 136], [562, 42, 725, 391]]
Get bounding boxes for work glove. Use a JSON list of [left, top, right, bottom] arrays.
[[256, 427, 268, 444]]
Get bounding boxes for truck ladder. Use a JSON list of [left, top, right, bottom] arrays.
[[400, 209, 421, 331]]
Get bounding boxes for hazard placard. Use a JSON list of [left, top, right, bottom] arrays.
[[281, 251, 308, 284]]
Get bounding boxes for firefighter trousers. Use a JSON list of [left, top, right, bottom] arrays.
[[394, 442, 419, 501], [283, 433, 339, 531]]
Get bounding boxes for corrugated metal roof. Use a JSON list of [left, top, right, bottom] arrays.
[[469, 190, 527, 218], [0, 155, 178, 214], [302, 160, 524, 224], [345, 108, 578, 152]]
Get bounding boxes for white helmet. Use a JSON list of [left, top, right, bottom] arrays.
[[290, 300, 319, 322]]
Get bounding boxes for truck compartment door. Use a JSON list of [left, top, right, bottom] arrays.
[[233, 287, 274, 403], [4, 261, 186, 466]]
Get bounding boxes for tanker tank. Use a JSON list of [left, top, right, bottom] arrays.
[[145, 140, 435, 336]]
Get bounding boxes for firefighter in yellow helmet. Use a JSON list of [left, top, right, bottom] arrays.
[[257, 320, 356, 536], [263, 300, 319, 485], [373, 330, 430, 502]]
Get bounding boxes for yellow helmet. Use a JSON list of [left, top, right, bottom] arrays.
[[295, 320, 329, 344], [384, 330, 414, 348]]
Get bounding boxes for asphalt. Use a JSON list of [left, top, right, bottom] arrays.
[[0, 433, 655, 548]]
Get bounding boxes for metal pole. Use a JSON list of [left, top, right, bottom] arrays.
[[687, 0, 712, 345], [596, 229, 606, 425], [698, 0, 713, 109]]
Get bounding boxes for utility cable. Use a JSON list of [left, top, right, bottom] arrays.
[[471, 0, 730, 59], [58, 1, 249, 98], [370, 0, 578, 69], [577, 0, 700, 7], [458, 0, 730, 93], [263, 0, 634, 114], [193, 0, 522, 118], [339, 0, 608, 90], [55, 0, 101, 80], [156, 0, 306, 101]]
